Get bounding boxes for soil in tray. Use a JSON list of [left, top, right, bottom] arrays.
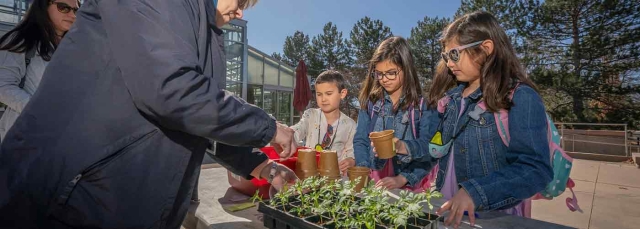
[[374, 224, 422, 229], [377, 218, 426, 229], [305, 215, 331, 226], [287, 202, 314, 218], [419, 213, 440, 221], [407, 217, 433, 227]]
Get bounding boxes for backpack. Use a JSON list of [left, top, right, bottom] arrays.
[[366, 97, 438, 192], [1, 49, 35, 120], [476, 84, 580, 212], [19, 48, 36, 89]]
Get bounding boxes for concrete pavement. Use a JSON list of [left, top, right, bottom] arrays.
[[531, 159, 640, 229]]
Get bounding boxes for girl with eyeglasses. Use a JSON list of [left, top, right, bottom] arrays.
[[0, 0, 80, 141], [353, 36, 438, 191], [401, 11, 552, 228]]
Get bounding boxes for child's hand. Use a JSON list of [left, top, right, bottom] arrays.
[[436, 188, 476, 229], [338, 158, 355, 175], [371, 138, 408, 156], [374, 175, 407, 190], [393, 138, 408, 155]]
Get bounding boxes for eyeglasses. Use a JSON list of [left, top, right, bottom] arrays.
[[371, 69, 402, 80], [441, 41, 484, 63], [51, 1, 79, 14]]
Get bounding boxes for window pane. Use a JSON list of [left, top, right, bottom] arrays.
[[225, 41, 244, 60], [277, 92, 292, 125], [264, 59, 279, 85], [222, 24, 244, 43], [248, 53, 263, 84], [263, 90, 277, 117], [226, 82, 242, 96], [226, 55, 242, 82], [248, 85, 262, 107], [280, 66, 294, 87]]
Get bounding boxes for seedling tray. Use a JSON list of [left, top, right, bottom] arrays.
[[259, 201, 442, 229]]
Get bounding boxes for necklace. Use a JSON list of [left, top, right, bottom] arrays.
[[315, 111, 340, 151]]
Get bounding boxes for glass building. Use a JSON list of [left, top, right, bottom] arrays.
[[222, 19, 297, 126], [0, 0, 27, 36]]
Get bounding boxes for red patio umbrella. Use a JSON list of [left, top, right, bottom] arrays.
[[293, 60, 312, 113]]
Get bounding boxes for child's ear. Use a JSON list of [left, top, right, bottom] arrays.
[[340, 89, 348, 99], [481, 40, 494, 56]]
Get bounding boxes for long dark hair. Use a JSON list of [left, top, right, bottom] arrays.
[[0, 0, 79, 61], [359, 36, 422, 111], [428, 11, 537, 112]]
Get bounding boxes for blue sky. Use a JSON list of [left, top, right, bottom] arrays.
[[242, 0, 461, 55]]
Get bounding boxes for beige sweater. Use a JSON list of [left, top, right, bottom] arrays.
[[290, 108, 356, 161]]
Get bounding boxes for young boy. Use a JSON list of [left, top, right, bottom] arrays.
[[291, 70, 356, 175]]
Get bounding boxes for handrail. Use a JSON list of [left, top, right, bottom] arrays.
[[558, 122, 630, 157], [555, 122, 627, 126]]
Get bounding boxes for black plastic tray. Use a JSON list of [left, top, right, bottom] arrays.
[[258, 201, 441, 229]]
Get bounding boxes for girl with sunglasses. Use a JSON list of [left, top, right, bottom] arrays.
[[0, 0, 80, 141], [353, 36, 438, 191], [400, 11, 553, 228]]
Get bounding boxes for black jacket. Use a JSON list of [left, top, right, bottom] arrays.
[[0, 0, 272, 228]]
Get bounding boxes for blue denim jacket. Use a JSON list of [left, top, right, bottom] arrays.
[[409, 83, 553, 211], [353, 93, 437, 187]]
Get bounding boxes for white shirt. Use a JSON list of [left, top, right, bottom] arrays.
[[290, 108, 356, 161]]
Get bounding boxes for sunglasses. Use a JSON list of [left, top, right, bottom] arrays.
[[371, 69, 402, 80], [441, 41, 484, 63], [51, 2, 79, 14]]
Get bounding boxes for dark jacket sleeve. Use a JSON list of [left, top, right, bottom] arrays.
[[209, 142, 268, 179], [98, 0, 275, 148]]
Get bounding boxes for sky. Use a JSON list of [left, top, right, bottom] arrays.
[[242, 0, 461, 56]]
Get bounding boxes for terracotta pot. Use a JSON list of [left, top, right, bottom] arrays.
[[318, 150, 340, 180], [295, 149, 317, 179], [370, 130, 395, 159], [348, 166, 370, 192]]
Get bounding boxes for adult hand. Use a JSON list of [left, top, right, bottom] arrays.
[[436, 188, 476, 229], [338, 157, 355, 175], [375, 175, 407, 190], [259, 161, 299, 191], [271, 123, 297, 159], [371, 138, 408, 157]]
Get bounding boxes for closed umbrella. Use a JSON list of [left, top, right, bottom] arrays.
[[293, 60, 312, 114]]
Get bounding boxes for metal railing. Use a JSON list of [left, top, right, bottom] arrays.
[[556, 123, 634, 157]]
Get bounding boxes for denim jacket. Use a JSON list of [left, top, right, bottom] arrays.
[[353, 92, 437, 187], [414, 83, 553, 211]]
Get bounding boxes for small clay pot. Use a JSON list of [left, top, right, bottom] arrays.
[[318, 150, 340, 179], [348, 166, 370, 192], [295, 149, 317, 179], [370, 130, 395, 159]]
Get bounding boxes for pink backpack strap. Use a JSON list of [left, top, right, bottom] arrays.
[[410, 97, 424, 139], [437, 96, 450, 114], [483, 83, 521, 147], [565, 178, 581, 212], [496, 110, 511, 147], [477, 101, 511, 147]]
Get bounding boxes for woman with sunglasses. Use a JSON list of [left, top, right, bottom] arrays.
[[0, 0, 80, 141], [404, 11, 552, 228]]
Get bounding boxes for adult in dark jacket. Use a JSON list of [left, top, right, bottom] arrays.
[[0, 0, 298, 228]]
